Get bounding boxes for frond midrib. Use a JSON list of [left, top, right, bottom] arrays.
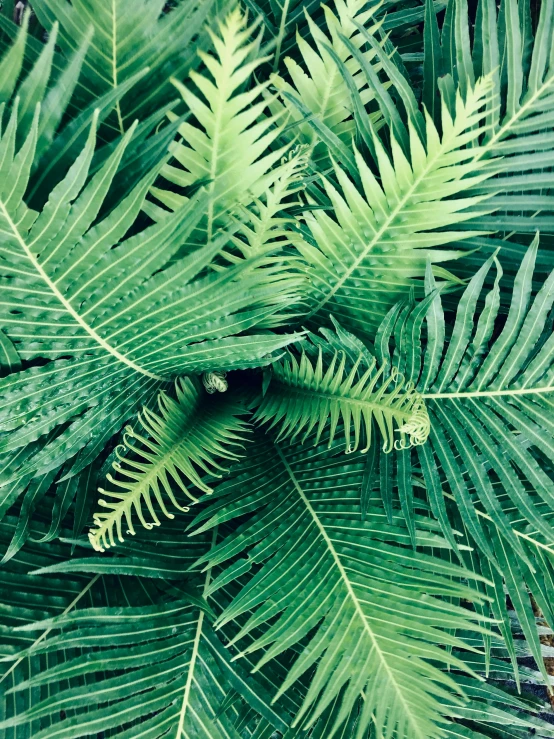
[[177, 528, 216, 733], [422, 384, 554, 399], [484, 71, 554, 153], [273, 376, 414, 416], [275, 444, 429, 739], [0, 198, 163, 382]]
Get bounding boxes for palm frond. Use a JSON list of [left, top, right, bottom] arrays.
[[255, 344, 430, 453], [291, 75, 495, 338], [88, 377, 248, 552], [190, 433, 492, 739]]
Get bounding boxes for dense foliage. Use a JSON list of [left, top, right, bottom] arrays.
[[1, 0, 554, 737]]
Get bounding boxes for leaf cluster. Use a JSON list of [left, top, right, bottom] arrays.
[[1, 0, 554, 737]]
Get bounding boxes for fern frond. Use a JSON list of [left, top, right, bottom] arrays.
[[425, 0, 554, 240], [191, 433, 491, 739], [226, 149, 308, 260], [31, 0, 221, 132], [0, 573, 246, 737], [292, 75, 495, 338], [387, 238, 554, 686], [269, 0, 386, 164], [255, 347, 430, 453], [89, 378, 248, 552], [149, 8, 290, 244]]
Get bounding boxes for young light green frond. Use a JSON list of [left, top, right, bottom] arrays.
[[255, 346, 430, 453], [89, 377, 248, 552], [3, 2, 554, 734], [191, 434, 492, 739], [269, 0, 386, 165], [149, 7, 290, 245], [225, 148, 308, 260], [293, 75, 496, 338]]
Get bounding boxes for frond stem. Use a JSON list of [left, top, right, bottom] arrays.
[[423, 385, 554, 399], [176, 528, 217, 734]]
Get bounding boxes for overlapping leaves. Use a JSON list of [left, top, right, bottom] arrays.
[[292, 76, 495, 338], [30, 0, 223, 135], [190, 433, 492, 739]]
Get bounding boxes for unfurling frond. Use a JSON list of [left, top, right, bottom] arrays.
[[88, 378, 247, 552], [255, 348, 430, 453], [0, 92, 300, 489]]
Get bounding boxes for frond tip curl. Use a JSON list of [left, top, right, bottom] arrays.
[[255, 349, 430, 453], [88, 377, 247, 552]]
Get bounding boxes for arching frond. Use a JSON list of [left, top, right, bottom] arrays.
[[191, 433, 492, 739], [0, 8, 174, 206], [0, 597, 246, 739], [292, 76, 495, 338], [0, 513, 247, 739], [255, 345, 429, 453], [88, 378, 248, 552]]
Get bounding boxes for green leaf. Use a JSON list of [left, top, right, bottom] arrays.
[[88, 378, 248, 551], [31, 0, 222, 131], [190, 433, 492, 739], [293, 77, 495, 337], [255, 344, 430, 453], [150, 8, 290, 247]]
